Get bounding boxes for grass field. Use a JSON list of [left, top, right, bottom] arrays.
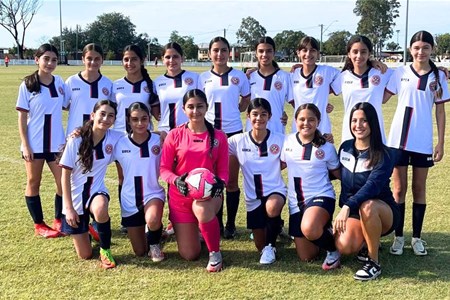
[[0, 65, 449, 299]]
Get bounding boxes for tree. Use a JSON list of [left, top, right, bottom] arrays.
[[385, 41, 400, 51], [323, 30, 352, 55], [353, 0, 400, 57], [436, 33, 450, 56], [48, 26, 88, 59], [236, 16, 267, 49], [85, 12, 136, 58], [273, 30, 306, 59], [169, 31, 198, 60], [0, 0, 42, 58]]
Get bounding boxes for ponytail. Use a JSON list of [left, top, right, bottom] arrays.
[[205, 120, 216, 158], [141, 65, 158, 105], [24, 70, 41, 93], [429, 59, 443, 99]]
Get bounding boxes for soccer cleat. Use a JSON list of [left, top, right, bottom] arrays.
[[411, 237, 428, 256], [353, 258, 381, 281], [148, 244, 165, 262], [223, 226, 236, 239], [34, 222, 63, 238], [356, 247, 369, 263], [322, 250, 341, 270], [389, 236, 404, 255], [52, 218, 67, 236], [259, 244, 276, 265], [100, 248, 116, 269], [88, 223, 100, 242], [206, 251, 223, 272]]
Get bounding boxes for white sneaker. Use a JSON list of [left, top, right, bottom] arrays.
[[148, 244, 165, 262], [322, 250, 341, 270], [411, 237, 428, 256], [206, 251, 223, 272], [389, 236, 404, 255], [260, 244, 276, 264]]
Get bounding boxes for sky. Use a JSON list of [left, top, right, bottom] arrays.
[[1, 0, 449, 51]]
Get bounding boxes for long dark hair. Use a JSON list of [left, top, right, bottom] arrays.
[[297, 36, 320, 52], [183, 89, 215, 157], [349, 102, 383, 167], [209, 36, 230, 51], [123, 44, 157, 104], [24, 44, 59, 93], [82, 43, 104, 57], [126, 101, 150, 129], [255, 36, 279, 69], [78, 100, 117, 173], [410, 30, 443, 99], [295, 103, 326, 147], [342, 35, 373, 72], [162, 42, 184, 57], [247, 97, 272, 116]]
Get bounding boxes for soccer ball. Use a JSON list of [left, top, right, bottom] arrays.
[[185, 168, 216, 200]]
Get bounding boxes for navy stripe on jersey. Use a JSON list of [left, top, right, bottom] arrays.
[[82, 176, 94, 209], [295, 134, 313, 160], [211, 68, 232, 86], [294, 177, 305, 208], [140, 140, 150, 158], [174, 73, 183, 88], [253, 174, 263, 199], [263, 74, 274, 91], [214, 102, 222, 129], [44, 79, 59, 98], [125, 108, 131, 133], [93, 137, 105, 160], [78, 73, 101, 98], [399, 106, 414, 150], [134, 176, 144, 210], [410, 65, 432, 91], [43, 114, 52, 152], [83, 114, 90, 125], [169, 103, 176, 130], [301, 66, 316, 88], [360, 69, 370, 88], [249, 130, 270, 157]]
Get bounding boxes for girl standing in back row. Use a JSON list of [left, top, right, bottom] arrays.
[[16, 44, 66, 238], [385, 31, 449, 257]]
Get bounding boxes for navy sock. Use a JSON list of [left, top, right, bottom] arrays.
[[310, 228, 336, 252], [412, 203, 426, 238], [54, 194, 63, 219], [146, 224, 163, 245], [395, 202, 405, 237], [118, 184, 122, 203], [97, 219, 112, 249], [226, 190, 240, 229], [266, 215, 281, 246], [26, 195, 44, 224]]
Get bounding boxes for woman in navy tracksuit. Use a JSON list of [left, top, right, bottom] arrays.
[[334, 102, 399, 281]]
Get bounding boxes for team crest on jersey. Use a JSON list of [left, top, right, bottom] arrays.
[[270, 144, 280, 154], [184, 77, 194, 86], [102, 87, 110, 96], [315, 149, 325, 160], [429, 81, 438, 92], [58, 86, 65, 95], [231, 77, 240, 85], [144, 86, 150, 93], [151, 145, 161, 155], [105, 144, 113, 155], [274, 81, 283, 91], [370, 75, 381, 86], [314, 75, 324, 86]]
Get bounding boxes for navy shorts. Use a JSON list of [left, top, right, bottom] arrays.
[[289, 197, 335, 238], [62, 213, 90, 235], [23, 152, 59, 162], [348, 199, 400, 237], [390, 148, 434, 168], [122, 209, 146, 228], [246, 192, 286, 229]]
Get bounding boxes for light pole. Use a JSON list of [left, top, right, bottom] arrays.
[[59, 0, 63, 63], [319, 20, 338, 54], [396, 29, 400, 45], [403, 0, 409, 65]]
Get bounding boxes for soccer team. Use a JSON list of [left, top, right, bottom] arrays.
[[15, 30, 449, 281]]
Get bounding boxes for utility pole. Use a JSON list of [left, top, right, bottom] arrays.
[[224, 28, 226, 39], [403, 0, 409, 65], [319, 24, 324, 54]]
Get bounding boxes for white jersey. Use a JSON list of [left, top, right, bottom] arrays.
[[64, 73, 113, 135], [386, 65, 450, 154], [154, 70, 199, 132], [199, 67, 250, 133], [228, 130, 286, 212], [246, 69, 293, 134], [331, 67, 393, 143], [15, 75, 66, 153], [281, 133, 339, 215], [59, 129, 123, 215], [112, 77, 159, 132], [291, 64, 339, 134], [113, 132, 165, 218]]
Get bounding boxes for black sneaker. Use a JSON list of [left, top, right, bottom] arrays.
[[223, 226, 236, 239], [353, 258, 381, 281], [356, 247, 369, 263]]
